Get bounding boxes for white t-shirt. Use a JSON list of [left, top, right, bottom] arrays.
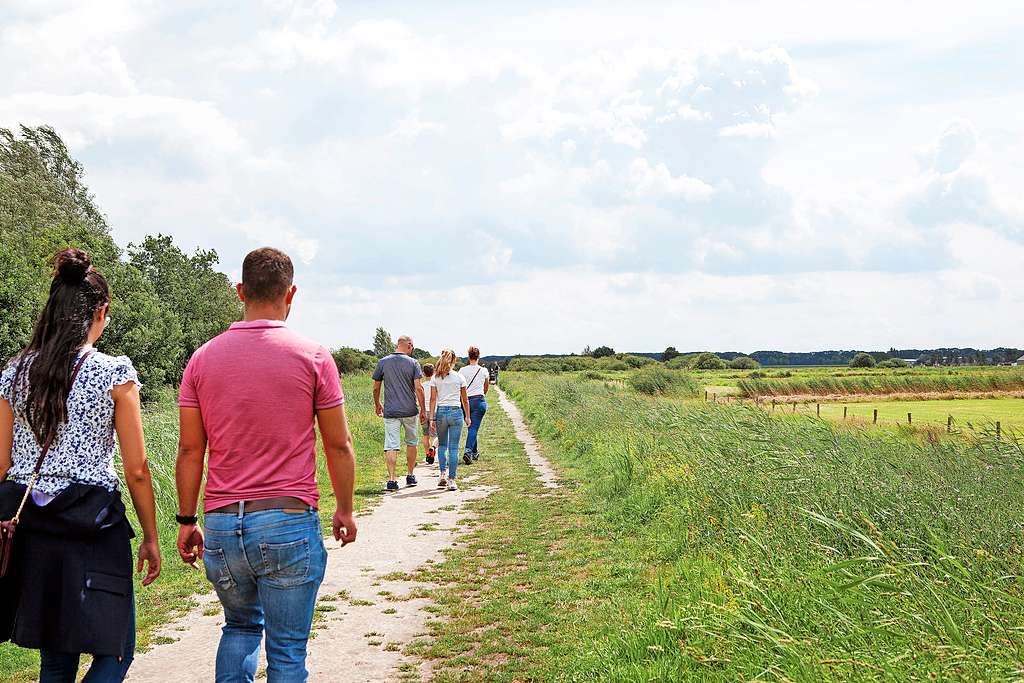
[[459, 364, 489, 397], [429, 371, 467, 408]]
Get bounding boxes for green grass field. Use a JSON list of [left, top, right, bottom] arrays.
[[0, 373, 385, 681], [793, 397, 1024, 432], [467, 372, 1024, 680]]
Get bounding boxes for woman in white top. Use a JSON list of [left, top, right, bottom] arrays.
[[458, 346, 490, 464], [427, 349, 470, 490]]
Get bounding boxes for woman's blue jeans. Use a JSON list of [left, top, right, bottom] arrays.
[[203, 507, 327, 683], [435, 405, 464, 480], [465, 396, 487, 455], [39, 596, 135, 682]]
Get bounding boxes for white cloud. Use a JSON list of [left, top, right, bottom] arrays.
[[3, 3, 1024, 351]]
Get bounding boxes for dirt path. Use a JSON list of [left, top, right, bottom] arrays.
[[128, 465, 494, 682], [495, 387, 559, 489], [128, 388, 554, 682]]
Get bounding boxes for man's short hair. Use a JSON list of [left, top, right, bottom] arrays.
[[397, 335, 412, 348], [467, 346, 480, 361], [242, 248, 294, 302]]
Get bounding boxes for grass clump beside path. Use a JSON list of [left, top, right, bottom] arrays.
[[0, 373, 383, 681], [416, 375, 1024, 681]]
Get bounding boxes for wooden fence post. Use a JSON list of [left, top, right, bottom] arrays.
[[873, 409, 878, 424], [908, 412, 912, 425], [704, 390, 708, 401], [771, 400, 776, 413], [997, 421, 1001, 441], [947, 415, 952, 433], [792, 402, 797, 413], [843, 406, 848, 420], [816, 403, 820, 416]]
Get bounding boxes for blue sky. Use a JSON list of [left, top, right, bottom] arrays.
[[2, 1, 1022, 354]]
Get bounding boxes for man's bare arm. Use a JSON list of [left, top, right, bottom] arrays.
[[373, 380, 384, 417], [176, 407, 207, 567], [317, 404, 357, 544]]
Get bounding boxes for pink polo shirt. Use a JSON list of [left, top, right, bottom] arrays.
[[179, 320, 344, 512]]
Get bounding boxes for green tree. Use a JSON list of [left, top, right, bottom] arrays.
[[411, 347, 431, 360], [592, 345, 615, 358], [373, 327, 394, 358], [661, 346, 680, 362], [332, 346, 376, 374], [849, 352, 877, 368], [127, 234, 240, 379], [101, 262, 184, 393], [691, 352, 727, 370], [728, 356, 760, 370], [0, 125, 237, 397]]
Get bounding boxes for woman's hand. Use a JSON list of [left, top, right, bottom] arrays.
[[137, 537, 161, 586], [464, 416, 471, 427]]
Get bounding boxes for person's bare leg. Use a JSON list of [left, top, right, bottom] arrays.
[[385, 450, 398, 481], [405, 444, 417, 475]]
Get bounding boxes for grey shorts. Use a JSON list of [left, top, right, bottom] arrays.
[[384, 416, 420, 450]]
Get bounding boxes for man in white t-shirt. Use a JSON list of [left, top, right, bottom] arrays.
[[458, 346, 490, 464]]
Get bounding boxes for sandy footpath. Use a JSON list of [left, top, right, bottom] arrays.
[[128, 387, 553, 682], [128, 464, 494, 682]]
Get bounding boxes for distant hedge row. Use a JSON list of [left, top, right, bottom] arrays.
[[507, 354, 657, 372]]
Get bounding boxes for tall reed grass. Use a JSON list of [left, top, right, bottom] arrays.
[[738, 368, 1024, 398], [505, 373, 1024, 679]]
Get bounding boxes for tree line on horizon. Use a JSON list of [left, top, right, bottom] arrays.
[[489, 345, 1024, 370]]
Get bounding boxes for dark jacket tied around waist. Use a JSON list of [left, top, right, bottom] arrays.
[[0, 481, 134, 658]]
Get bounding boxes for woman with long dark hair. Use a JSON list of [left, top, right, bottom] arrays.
[[0, 248, 160, 682]]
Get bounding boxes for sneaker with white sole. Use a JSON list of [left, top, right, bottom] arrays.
[[438, 477, 448, 488], [447, 479, 458, 491]]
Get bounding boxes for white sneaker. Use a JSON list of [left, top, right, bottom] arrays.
[[447, 479, 458, 491]]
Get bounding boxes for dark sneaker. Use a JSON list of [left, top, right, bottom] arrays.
[[471, 451, 480, 462], [406, 475, 417, 487], [386, 480, 399, 492], [425, 454, 435, 465], [438, 477, 448, 488], [463, 452, 473, 465]]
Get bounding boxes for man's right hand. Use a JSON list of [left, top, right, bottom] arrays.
[[177, 524, 205, 568], [375, 403, 384, 417], [333, 511, 357, 545]]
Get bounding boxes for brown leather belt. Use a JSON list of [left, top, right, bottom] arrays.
[[207, 496, 315, 515]]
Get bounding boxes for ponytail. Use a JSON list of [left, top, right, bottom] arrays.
[[11, 248, 110, 443]]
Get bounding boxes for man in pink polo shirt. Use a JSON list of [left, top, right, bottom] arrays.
[[175, 247, 357, 683]]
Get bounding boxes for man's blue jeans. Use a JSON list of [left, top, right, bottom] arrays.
[[435, 405, 464, 480], [465, 396, 487, 455], [39, 596, 135, 682], [203, 507, 327, 683]]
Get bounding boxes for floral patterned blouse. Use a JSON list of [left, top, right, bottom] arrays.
[[0, 348, 140, 496]]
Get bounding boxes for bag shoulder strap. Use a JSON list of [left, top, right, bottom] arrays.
[[468, 367, 483, 389]]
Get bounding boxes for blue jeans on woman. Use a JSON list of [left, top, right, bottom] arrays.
[[39, 597, 135, 682], [465, 395, 487, 457], [435, 405, 464, 480], [203, 506, 327, 683]]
